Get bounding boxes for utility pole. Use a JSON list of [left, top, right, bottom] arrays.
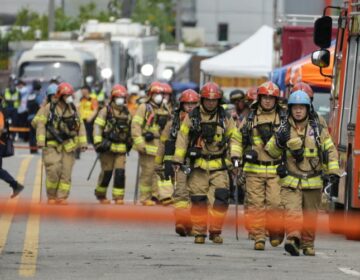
[[273, 0, 278, 27], [122, 0, 134, 18], [48, 0, 55, 35], [175, 0, 183, 43]]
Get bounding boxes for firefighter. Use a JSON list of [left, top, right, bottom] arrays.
[[131, 81, 170, 206], [265, 90, 340, 256], [162, 83, 174, 113], [290, 82, 328, 128], [241, 86, 258, 239], [229, 89, 247, 125], [79, 85, 98, 144], [33, 82, 87, 205], [93, 84, 132, 205], [155, 89, 200, 235], [172, 82, 242, 244], [45, 83, 58, 104], [91, 82, 106, 109], [0, 92, 24, 198], [241, 81, 285, 250], [245, 86, 258, 107], [32, 84, 58, 129]]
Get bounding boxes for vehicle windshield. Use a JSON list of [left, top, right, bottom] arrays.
[[313, 92, 330, 124], [19, 61, 82, 89]]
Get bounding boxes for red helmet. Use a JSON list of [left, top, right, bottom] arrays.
[[245, 86, 258, 102], [200, 82, 222, 99], [56, 82, 74, 96], [257, 81, 280, 98], [162, 83, 173, 95], [147, 81, 165, 95], [111, 84, 128, 99], [179, 89, 200, 103], [291, 82, 314, 99]]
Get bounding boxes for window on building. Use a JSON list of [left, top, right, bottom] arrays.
[[218, 23, 228, 42]]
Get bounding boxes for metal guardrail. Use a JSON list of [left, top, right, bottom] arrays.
[[277, 14, 339, 27]]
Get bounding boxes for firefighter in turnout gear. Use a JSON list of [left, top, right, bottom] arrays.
[[162, 83, 174, 113], [172, 82, 242, 244], [155, 89, 200, 235], [265, 90, 340, 256], [131, 81, 171, 206], [33, 82, 87, 204], [290, 82, 328, 129], [229, 89, 247, 126], [241, 81, 285, 250], [91, 82, 106, 109], [93, 84, 132, 205]]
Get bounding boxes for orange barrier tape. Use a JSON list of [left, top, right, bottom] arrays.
[[0, 200, 359, 237], [13, 145, 95, 151]]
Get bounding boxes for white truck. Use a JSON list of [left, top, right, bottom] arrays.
[[78, 18, 158, 90], [16, 41, 97, 89]]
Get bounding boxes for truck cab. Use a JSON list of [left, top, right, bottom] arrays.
[[312, 0, 360, 239], [17, 41, 97, 90]]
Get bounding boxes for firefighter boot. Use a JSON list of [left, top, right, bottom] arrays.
[[114, 197, 124, 205], [11, 183, 24, 199], [56, 199, 68, 205], [254, 240, 265, 250], [194, 235, 206, 244], [209, 233, 223, 244], [285, 237, 300, 256], [99, 199, 111, 204], [141, 199, 156, 206], [175, 224, 187, 237], [48, 199, 56, 205], [303, 247, 315, 256], [269, 231, 285, 247]]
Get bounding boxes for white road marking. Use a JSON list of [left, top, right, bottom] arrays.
[[338, 267, 360, 277]]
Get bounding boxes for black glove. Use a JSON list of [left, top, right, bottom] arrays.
[[328, 174, 340, 197], [95, 139, 111, 153], [275, 127, 290, 148], [143, 132, 154, 142], [164, 160, 174, 180]]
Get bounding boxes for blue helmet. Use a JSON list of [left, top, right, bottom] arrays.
[[47, 83, 58, 96], [288, 90, 311, 106]]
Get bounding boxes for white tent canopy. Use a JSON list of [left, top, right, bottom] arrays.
[[200, 25, 274, 78]]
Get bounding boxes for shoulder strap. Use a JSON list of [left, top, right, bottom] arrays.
[[170, 108, 181, 139]]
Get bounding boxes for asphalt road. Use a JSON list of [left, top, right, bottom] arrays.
[[0, 147, 360, 280]]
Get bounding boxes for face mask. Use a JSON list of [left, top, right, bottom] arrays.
[[65, 95, 74, 104], [115, 97, 125, 106], [162, 98, 168, 105], [153, 94, 163, 105]]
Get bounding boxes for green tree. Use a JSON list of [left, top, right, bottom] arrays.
[[7, 7, 48, 40], [55, 7, 80, 31], [78, 2, 111, 23], [132, 0, 175, 43]]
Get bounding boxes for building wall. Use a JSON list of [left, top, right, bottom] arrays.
[[196, 0, 273, 44], [0, 0, 61, 15], [284, 0, 325, 14], [63, 0, 109, 18]]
